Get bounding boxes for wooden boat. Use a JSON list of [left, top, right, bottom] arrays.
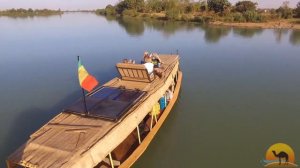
[[7, 54, 182, 168]]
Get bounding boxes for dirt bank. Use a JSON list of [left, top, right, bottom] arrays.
[[209, 20, 300, 30]]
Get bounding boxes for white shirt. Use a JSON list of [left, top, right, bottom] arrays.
[[144, 62, 154, 74]]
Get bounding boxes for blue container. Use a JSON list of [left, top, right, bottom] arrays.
[[160, 96, 166, 110]]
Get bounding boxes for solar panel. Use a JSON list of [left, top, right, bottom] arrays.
[[64, 87, 146, 121]]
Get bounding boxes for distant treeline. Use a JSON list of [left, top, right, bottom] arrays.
[[96, 0, 300, 23], [0, 8, 63, 17]]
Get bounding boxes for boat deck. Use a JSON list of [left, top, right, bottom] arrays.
[[7, 55, 179, 168]]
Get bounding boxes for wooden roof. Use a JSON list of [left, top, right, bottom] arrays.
[[7, 55, 179, 168]]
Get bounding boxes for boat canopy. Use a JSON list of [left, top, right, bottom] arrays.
[[64, 87, 146, 121]]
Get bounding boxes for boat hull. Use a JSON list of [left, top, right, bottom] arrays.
[[119, 70, 182, 168]]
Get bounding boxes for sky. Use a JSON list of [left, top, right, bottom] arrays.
[[0, 0, 298, 10]]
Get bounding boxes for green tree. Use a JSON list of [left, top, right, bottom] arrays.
[[207, 0, 231, 13], [276, 1, 293, 19], [135, 0, 145, 12], [185, 3, 194, 13], [163, 0, 179, 11], [105, 5, 116, 15], [199, 0, 208, 11], [243, 10, 261, 22], [296, 1, 300, 17], [116, 0, 145, 13], [235, 1, 257, 13], [166, 8, 181, 20], [146, 0, 164, 12]]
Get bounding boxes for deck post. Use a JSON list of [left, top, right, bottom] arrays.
[[136, 126, 141, 144], [154, 115, 158, 123], [150, 114, 153, 130], [108, 153, 114, 168], [150, 114, 158, 131]]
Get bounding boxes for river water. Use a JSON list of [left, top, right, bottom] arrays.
[[0, 12, 300, 168]]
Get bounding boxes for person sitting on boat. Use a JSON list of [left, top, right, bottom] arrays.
[[166, 89, 173, 102], [143, 51, 151, 63], [143, 61, 154, 74], [143, 52, 154, 74], [151, 53, 163, 67]]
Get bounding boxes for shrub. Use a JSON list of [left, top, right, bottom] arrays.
[[146, 0, 164, 12], [232, 12, 246, 22], [166, 8, 180, 20], [181, 14, 193, 21], [295, 1, 300, 17], [223, 15, 234, 22], [276, 1, 293, 19], [193, 16, 204, 22], [203, 15, 214, 22], [105, 5, 117, 15], [235, 1, 257, 13], [243, 10, 261, 22], [122, 9, 137, 16], [95, 9, 106, 15], [207, 0, 231, 13], [185, 4, 194, 13]]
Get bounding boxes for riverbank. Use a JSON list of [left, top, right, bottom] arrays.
[[0, 9, 63, 17], [210, 19, 300, 29], [99, 11, 300, 30]]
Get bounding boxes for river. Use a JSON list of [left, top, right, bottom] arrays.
[[0, 12, 300, 168]]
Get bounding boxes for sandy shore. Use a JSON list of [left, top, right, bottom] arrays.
[[209, 20, 300, 30]]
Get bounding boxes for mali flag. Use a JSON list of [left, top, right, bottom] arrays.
[[78, 58, 99, 92]]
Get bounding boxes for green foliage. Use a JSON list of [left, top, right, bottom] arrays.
[[96, 5, 117, 15], [207, 0, 231, 13], [223, 15, 234, 22], [146, 0, 164, 12], [122, 9, 138, 16], [193, 2, 202, 12], [199, 1, 208, 11], [163, 0, 178, 11], [166, 8, 180, 20], [193, 16, 204, 22], [232, 12, 246, 22], [185, 3, 194, 13], [183, 2, 202, 13], [203, 15, 214, 22], [276, 1, 293, 19], [181, 14, 193, 21], [295, 1, 300, 18], [0, 8, 63, 17], [105, 5, 117, 15], [235, 1, 257, 13], [243, 10, 262, 22], [95, 9, 106, 15], [96, 0, 297, 24], [116, 0, 144, 13], [192, 15, 214, 23]]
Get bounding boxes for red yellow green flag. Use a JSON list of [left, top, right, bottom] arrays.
[[78, 58, 99, 92]]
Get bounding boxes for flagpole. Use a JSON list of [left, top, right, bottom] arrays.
[[81, 87, 89, 115], [78, 56, 89, 115]]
